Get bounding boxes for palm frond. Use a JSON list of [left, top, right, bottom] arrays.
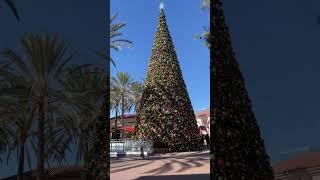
[[0, 48, 31, 79], [4, 0, 20, 21], [110, 12, 132, 66], [200, 0, 210, 11]]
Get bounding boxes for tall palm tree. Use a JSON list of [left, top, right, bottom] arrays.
[[110, 12, 132, 67], [3, 0, 20, 21], [58, 66, 106, 166], [2, 106, 36, 180], [129, 82, 143, 113], [0, 33, 76, 180], [110, 86, 120, 138], [0, 62, 35, 180], [68, 66, 107, 180], [0, 64, 75, 180], [110, 72, 134, 132], [0, 112, 9, 163], [0, 71, 8, 160]]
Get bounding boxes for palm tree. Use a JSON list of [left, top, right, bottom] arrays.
[[0, 112, 8, 163], [110, 86, 120, 138], [110, 72, 134, 133], [195, 0, 210, 48], [201, 0, 210, 10], [0, 63, 35, 180], [58, 63, 109, 177], [2, 106, 36, 180], [58, 66, 106, 166], [195, 27, 210, 48], [0, 64, 75, 180], [0, 72, 8, 161], [0, 33, 76, 180], [110, 12, 132, 67], [129, 82, 143, 113], [3, 0, 20, 21]]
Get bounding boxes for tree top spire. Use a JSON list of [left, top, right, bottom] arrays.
[[160, 1, 164, 10]]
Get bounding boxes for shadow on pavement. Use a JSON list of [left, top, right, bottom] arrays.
[[111, 161, 154, 173], [135, 174, 209, 180], [111, 151, 210, 175]]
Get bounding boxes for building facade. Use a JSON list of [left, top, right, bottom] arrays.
[[195, 109, 210, 136]]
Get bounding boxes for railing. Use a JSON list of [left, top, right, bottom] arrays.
[[110, 139, 154, 155]]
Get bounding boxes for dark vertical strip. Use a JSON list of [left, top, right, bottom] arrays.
[[209, 0, 214, 179], [106, 0, 111, 179], [88, 0, 110, 179]]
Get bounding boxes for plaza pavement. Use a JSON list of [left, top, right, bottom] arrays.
[[110, 150, 210, 180]]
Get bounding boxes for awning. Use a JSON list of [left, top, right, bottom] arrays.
[[198, 126, 208, 135], [120, 127, 135, 132]]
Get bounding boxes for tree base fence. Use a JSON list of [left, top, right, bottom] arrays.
[[110, 139, 154, 157]]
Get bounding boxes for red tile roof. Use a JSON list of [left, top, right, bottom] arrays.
[[195, 109, 210, 117], [273, 151, 320, 174]]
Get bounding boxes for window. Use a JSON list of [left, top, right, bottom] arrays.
[[201, 117, 208, 127]]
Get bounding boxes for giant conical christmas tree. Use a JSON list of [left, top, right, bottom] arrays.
[[135, 8, 202, 152], [211, 0, 274, 179]]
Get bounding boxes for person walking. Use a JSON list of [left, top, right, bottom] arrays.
[[140, 141, 145, 159], [205, 134, 210, 149], [200, 134, 205, 149]]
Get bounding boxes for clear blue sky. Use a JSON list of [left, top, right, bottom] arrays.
[[110, 0, 210, 113]]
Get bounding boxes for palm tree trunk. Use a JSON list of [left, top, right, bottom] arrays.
[[17, 144, 25, 180], [114, 103, 118, 139], [121, 92, 125, 139], [37, 99, 45, 180], [135, 98, 139, 113]]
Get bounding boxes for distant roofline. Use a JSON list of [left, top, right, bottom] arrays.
[[195, 108, 209, 115]]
